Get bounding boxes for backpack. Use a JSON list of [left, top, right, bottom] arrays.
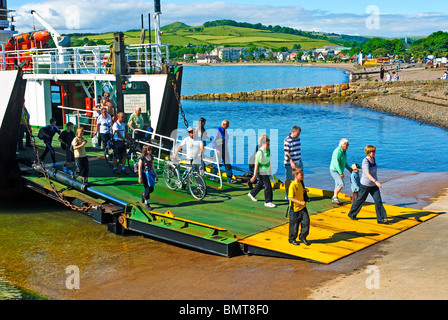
[[38, 128, 46, 140]]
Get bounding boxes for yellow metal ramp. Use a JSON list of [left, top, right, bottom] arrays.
[[239, 203, 439, 264]]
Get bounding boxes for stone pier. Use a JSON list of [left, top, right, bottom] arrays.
[[181, 79, 448, 102]]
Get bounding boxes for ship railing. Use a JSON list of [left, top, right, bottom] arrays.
[[57, 105, 96, 135], [133, 129, 223, 188], [0, 43, 5, 70], [132, 129, 176, 170], [0, 43, 170, 74]]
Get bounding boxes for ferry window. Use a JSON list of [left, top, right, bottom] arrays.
[[51, 85, 61, 103]]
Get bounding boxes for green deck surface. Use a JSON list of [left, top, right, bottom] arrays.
[[20, 138, 440, 262], [21, 139, 337, 240]]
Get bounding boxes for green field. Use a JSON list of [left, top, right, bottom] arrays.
[[69, 23, 337, 50]]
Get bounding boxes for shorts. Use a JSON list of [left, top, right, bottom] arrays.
[[285, 161, 303, 180], [113, 140, 127, 159], [330, 169, 344, 188]]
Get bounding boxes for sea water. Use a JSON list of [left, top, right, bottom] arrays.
[[179, 66, 448, 191], [182, 65, 349, 95], [2, 65, 448, 299]]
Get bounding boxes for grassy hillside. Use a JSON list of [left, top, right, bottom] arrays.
[[68, 22, 337, 50]]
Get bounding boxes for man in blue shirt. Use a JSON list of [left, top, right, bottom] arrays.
[[210, 119, 236, 184], [40, 118, 61, 166]]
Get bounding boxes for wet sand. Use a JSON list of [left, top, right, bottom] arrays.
[[1, 171, 447, 301]]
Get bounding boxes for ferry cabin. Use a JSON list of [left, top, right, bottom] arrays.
[[0, 43, 182, 139]]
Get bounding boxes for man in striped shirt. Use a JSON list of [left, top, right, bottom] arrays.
[[284, 126, 303, 199]]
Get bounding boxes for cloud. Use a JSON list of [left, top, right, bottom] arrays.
[[13, 1, 448, 37]]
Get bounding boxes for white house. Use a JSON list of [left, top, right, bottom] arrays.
[[196, 54, 221, 64]]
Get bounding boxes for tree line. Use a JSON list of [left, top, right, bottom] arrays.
[[348, 31, 448, 62]]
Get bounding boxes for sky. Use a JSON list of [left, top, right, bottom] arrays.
[[8, 0, 448, 38]]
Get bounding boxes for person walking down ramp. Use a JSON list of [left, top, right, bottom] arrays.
[[248, 136, 276, 208], [72, 127, 89, 185], [58, 122, 75, 174], [284, 125, 303, 200], [348, 145, 388, 224], [288, 168, 310, 246], [329, 138, 352, 204], [350, 163, 361, 204], [210, 119, 236, 184], [39, 118, 61, 166], [138, 145, 158, 210]]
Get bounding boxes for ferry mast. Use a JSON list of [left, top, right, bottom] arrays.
[[154, 0, 163, 69]]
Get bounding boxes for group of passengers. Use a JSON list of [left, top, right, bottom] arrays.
[[29, 99, 389, 246], [246, 125, 389, 247]]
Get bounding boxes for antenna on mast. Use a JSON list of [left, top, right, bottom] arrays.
[[154, 0, 162, 69]]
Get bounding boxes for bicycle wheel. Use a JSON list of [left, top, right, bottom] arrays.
[[127, 150, 139, 174], [163, 162, 180, 190], [188, 172, 207, 200], [104, 142, 114, 167]]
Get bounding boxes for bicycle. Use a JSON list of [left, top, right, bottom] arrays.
[[104, 138, 139, 174], [163, 159, 207, 200]]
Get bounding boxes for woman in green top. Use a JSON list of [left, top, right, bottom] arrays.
[[248, 136, 276, 208], [330, 138, 352, 204]]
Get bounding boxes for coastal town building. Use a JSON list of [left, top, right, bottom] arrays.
[[196, 53, 221, 64], [191, 45, 355, 64]]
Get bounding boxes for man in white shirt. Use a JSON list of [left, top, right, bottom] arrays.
[[112, 112, 131, 174], [172, 127, 204, 176], [95, 107, 112, 150]]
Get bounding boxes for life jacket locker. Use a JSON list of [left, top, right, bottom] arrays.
[[85, 98, 92, 117]]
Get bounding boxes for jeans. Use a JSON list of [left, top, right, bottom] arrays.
[[211, 148, 233, 181], [348, 184, 387, 221], [98, 133, 111, 150], [41, 141, 56, 163]]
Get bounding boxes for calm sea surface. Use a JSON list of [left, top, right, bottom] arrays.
[[181, 65, 350, 95], [180, 66, 448, 189], [2, 65, 448, 299]]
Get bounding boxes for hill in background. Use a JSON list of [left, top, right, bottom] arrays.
[[67, 19, 360, 50]]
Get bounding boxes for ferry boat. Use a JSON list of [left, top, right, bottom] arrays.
[[1, 1, 182, 136], [0, 1, 439, 264]]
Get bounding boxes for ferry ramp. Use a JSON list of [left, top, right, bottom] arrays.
[[20, 141, 440, 264]]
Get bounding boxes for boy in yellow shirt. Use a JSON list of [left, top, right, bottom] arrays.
[[288, 168, 310, 246]]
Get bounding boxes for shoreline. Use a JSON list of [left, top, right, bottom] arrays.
[[182, 61, 355, 72]]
